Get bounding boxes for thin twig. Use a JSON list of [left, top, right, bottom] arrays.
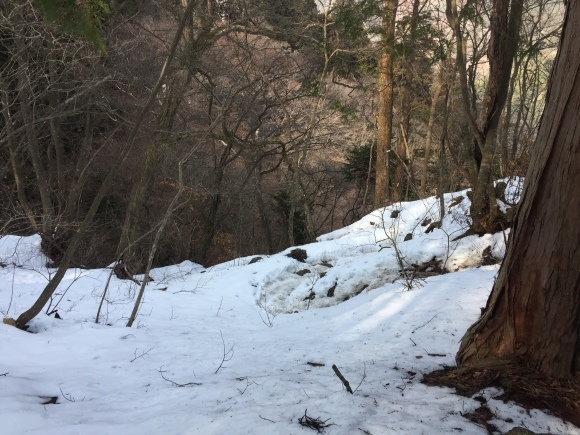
[[7, 262, 15, 314], [214, 330, 234, 374], [237, 377, 253, 394], [130, 347, 154, 363], [298, 409, 335, 433], [411, 313, 439, 334], [353, 362, 367, 393], [216, 296, 223, 317], [58, 385, 75, 402], [157, 366, 202, 387], [259, 415, 276, 423]]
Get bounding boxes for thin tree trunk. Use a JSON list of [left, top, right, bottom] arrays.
[[362, 141, 374, 211], [1, 90, 38, 231], [118, 69, 190, 270], [10, 0, 199, 330], [499, 57, 521, 176], [437, 84, 451, 221], [446, 0, 485, 173], [393, 0, 419, 202], [15, 35, 54, 236], [253, 167, 274, 254], [297, 151, 317, 242], [374, 0, 398, 207], [126, 121, 211, 327], [48, 41, 66, 213], [448, 0, 524, 235], [63, 110, 95, 221], [420, 66, 444, 197]]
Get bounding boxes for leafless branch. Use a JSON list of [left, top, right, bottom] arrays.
[[214, 330, 234, 374], [130, 347, 154, 363], [157, 366, 202, 387], [353, 362, 367, 393]]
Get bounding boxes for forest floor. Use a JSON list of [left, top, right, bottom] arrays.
[[1, 179, 578, 434]]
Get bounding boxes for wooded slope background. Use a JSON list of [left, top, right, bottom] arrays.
[[0, 0, 563, 271]]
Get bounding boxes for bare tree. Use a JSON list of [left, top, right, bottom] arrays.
[[5, 0, 200, 330]]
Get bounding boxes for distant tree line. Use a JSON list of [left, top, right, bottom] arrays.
[[0, 0, 563, 276]]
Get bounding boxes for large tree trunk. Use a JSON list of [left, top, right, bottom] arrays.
[[457, 3, 580, 379], [374, 0, 398, 207]]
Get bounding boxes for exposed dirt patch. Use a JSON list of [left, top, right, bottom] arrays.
[[423, 366, 580, 428], [462, 403, 500, 433]]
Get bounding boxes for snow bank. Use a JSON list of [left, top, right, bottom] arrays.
[[1, 177, 575, 435]]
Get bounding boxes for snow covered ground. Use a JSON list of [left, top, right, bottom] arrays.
[[1, 180, 577, 434]]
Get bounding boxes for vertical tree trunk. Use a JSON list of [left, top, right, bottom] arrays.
[[117, 69, 189, 270], [457, 4, 580, 379], [437, 84, 451, 221], [420, 66, 444, 197], [393, 0, 419, 202], [374, 0, 398, 207], [498, 57, 521, 175], [1, 88, 39, 231], [15, 35, 55, 237], [446, 0, 523, 234], [254, 188, 274, 255], [10, 0, 199, 329]]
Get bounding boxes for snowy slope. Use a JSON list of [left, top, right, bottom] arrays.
[[0, 179, 577, 435]]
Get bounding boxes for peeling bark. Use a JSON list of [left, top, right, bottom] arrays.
[[457, 4, 580, 379]]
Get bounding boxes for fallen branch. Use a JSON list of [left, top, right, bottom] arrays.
[[426, 352, 446, 357], [411, 313, 439, 334], [298, 409, 334, 433], [58, 385, 78, 402], [130, 347, 154, 362], [237, 377, 255, 394], [353, 362, 367, 393], [216, 296, 223, 316], [332, 364, 353, 394], [157, 366, 202, 387]]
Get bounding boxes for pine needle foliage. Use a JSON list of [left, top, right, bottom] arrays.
[[32, 0, 110, 52]]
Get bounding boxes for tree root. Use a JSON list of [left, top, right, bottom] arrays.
[[423, 365, 580, 427]]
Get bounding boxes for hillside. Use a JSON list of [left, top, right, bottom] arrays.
[[1, 179, 577, 435]]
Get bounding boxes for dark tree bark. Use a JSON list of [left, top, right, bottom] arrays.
[[446, 0, 523, 234], [393, 0, 419, 203], [420, 64, 444, 197], [374, 0, 398, 207], [7, 0, 199, 330], [469, 0, 524, 235], [457, 3, 580, 379]]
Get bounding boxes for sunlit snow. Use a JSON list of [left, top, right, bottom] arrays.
[[1, 178, 577, 434]]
